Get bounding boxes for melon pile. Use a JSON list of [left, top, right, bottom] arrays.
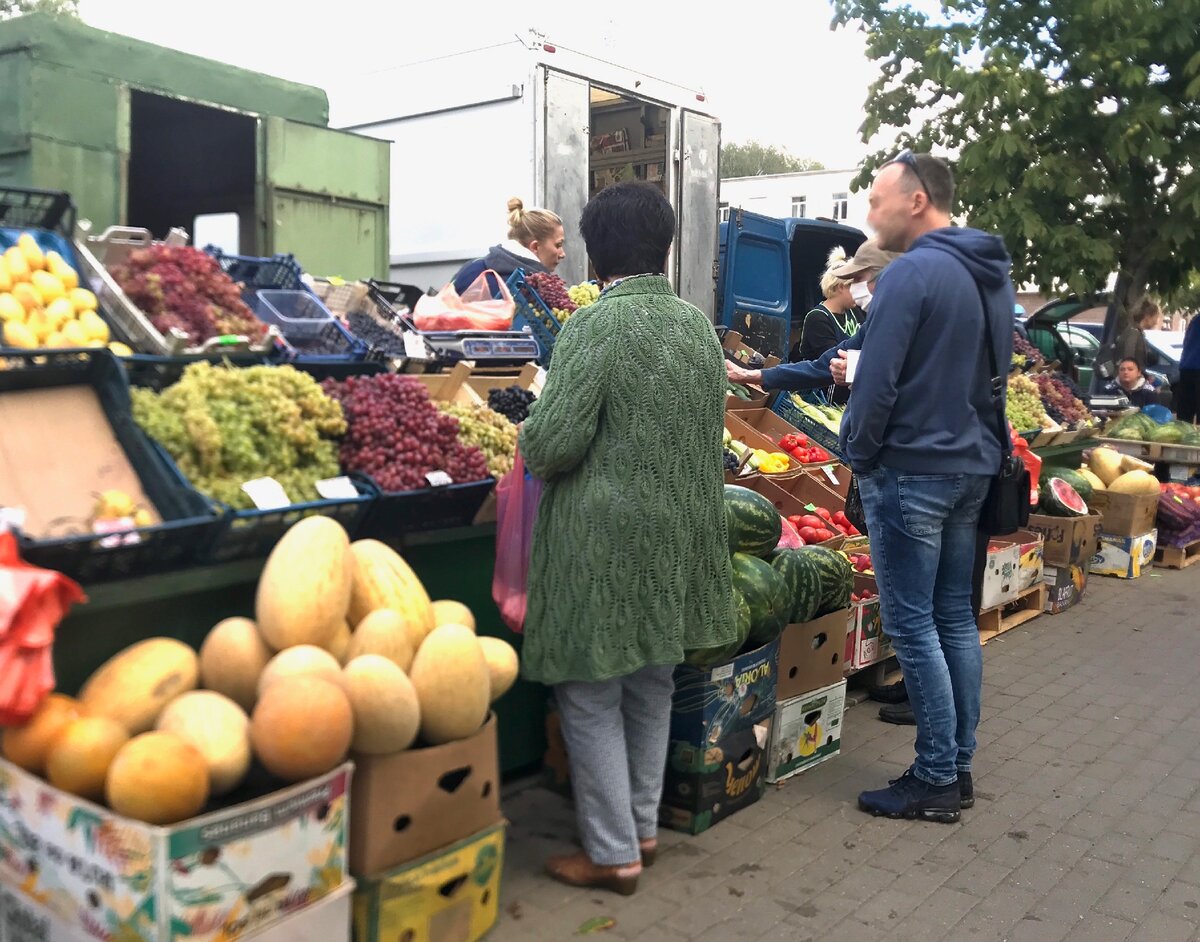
[[0, 516, 518, 827]]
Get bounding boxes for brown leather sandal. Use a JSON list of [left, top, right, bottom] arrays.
[[571, 836, 659, 867], [545, 852, 641, 896]]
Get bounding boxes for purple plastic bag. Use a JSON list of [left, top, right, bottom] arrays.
[[491, 447, 543, 633]]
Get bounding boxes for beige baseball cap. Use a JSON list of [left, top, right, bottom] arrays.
[[831, 240, 900, 278]]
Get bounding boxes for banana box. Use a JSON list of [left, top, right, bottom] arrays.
[[766, 681, 846, 784]]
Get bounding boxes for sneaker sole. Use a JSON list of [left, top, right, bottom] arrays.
[[960, 796, 975, 809], [877, 712, 917, 726], [857, 799, 961, 823]]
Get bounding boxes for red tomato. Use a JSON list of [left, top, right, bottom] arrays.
[[798, 514, 824, 530], [814, 528, 834, 542], [786, 515, 805, 528], [798, 526, 821, 543], [833, 511, 849, 526], [833, 523, 849, 535], [815, 507, 833, 522]]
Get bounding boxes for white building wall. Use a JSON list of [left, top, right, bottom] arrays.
[[718, 169, 871, 234]]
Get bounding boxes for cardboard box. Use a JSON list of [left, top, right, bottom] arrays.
[[729, 406, 804, 449], [724, 413, 801, 476], [461, 362, 545, 400], [350, 715, 501, 875], [660, 722, 770, 834], [809, 463, 851, 498], [981, 538, 1022, 610], [845, 574, 891, 671], [1087, 491, 1159, 538], [353, 823, 503, 942], [1042, 559, 1090, 613], [766, 471, 847, 515], [766, 681, 846, 784], [1014, 528, 1046, 591], [721, 330, 782, 370], [778, 610, 848, 700], [1092, 529, 1158, 579], [670, 637, 779, 747], [0, 760, 351, 942], [411, 362, 484, 406], [1026, 513, 1102, 567]]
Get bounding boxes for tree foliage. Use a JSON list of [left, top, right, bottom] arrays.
[[0, 0, 79, 18], [832, 0, 1200, 329], [721, 140, 824, 178]]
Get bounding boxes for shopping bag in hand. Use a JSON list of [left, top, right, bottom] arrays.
[[0, 531, 87, 725], [491, 447, 542, 634]]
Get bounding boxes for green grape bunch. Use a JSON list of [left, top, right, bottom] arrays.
[[439, 402, 519, 477], [1005, 373, 1049, 432]]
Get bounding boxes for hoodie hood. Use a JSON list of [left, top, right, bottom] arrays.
[[483, 241, 546, 275], [913, 227, 1012, 290]]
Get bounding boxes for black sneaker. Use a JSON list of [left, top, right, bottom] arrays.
[[858, 769, 961, 823], [878, 701, 916, 725], [959, 771, 974, 809], [868, 679, 908, 704]]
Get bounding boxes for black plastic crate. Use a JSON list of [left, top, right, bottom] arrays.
[[0, 185, 76, 238], [122, 354, 384, 394], [353, 472, 495, 540]]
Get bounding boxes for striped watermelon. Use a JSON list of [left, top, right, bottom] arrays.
[[801, 546, 854, 615], [685, 589, 751, 668], [731, 552, 790, 648], [770, 549, 824, 624], [724, 485, 782, 557]]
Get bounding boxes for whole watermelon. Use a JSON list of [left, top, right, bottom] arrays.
[[731, 553, 790, 648], [770, 548, 825, 624], [685, 589, 750, 668], [801, 546, 854, 615], [724, 485, 783, 557]]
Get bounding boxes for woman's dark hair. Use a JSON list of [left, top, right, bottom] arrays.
[[579, 182, 675, 280]]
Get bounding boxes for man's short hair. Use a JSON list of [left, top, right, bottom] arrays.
[[898, 154, 955, 213], [1118, 357, 1141, 369]]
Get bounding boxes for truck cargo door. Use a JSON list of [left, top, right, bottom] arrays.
[[260, 117, 390, 280], [717, 208, 792, 360], [542, 69, 589, 286], [676, 111, 720, 318]]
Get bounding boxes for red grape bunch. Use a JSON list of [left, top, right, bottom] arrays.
[[525, 273, 577, 314], [1031, 372, 1091, 427]]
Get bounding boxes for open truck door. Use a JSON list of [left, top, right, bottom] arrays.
[[676, 110, 720, 316], [716, 208, 793, 360]]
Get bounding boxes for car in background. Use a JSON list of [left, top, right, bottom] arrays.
[[1069, 322, 1105, 342], [1023, 296, 1104, 391], [1144, 329, 1183, 386]]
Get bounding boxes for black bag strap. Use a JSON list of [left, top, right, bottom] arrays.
[[974, 279, 1012, 462]]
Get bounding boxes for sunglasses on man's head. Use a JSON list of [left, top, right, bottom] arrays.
[[887, 148, 931, 198]]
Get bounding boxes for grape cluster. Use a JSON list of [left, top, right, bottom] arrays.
[[487, 386, 537, 424], [560, 282, 601, 324], [440, 403, 518, 477], [1032, 372, 1092, 427], [321, 374, 489, 492], [1005, 374, 1049, 431], [346, 309, 407, 356], [1012, 332, 1044, 369], [525, 273, 577, 314], [131, 362, 345, 509], [723, 450, 740, 471], [111, 246, 268, 346]]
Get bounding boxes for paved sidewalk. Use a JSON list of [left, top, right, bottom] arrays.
[[492, 566, 1200, 942]]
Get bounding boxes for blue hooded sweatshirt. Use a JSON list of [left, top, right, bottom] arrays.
[[840, 227, 1015, 475]]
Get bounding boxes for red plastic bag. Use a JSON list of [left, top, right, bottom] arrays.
[[414, 269, 516, 332], [0, 532, 86, 725], [491, 447, 543, 634]]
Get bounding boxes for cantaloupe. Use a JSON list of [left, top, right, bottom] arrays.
[[432, 600, 475, 632], [1088, 447, 1125, 486], [346, 610, 416, 672], [347, 540, 434, 641], [106, 731, 210, 824], [342, 655, 420, 754], [199, 617, 272, 712], [250, 677, 353, 782], [1, 694, 86, 773], [1108, 470, 1161, 496], [256, 516, 354, 651], [326, 620, 352, 665], [79, 639, 199, 734], [156, 691, 252, 796], [409, 625, 489, 745], [478, 637, 519, 702], [257, 645, 344, 698], [45, 716, 129, 801]]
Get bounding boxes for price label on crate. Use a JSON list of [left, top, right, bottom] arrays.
[[316, 476, 359, 501], [403, 332, 430, 359], [821, 466, 840, 487], [241, 477, 292, 510], [0, 506, 26, 534], [425, 471, 453, 488]]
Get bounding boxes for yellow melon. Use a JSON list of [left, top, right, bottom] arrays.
[[409, 625, 489, 745], [342, 655, 420, 754], [45, 716, 129, 801], [155, 691, 251, 796], [256, 516, 353, 650], [79, 638, 199, 734], [199, 617, 272, 712], [257, 645, 344, 698], [1, 694, 86, 774], [478, 637, 520, 702], [1108, 470, 1160, 496], [346, 609, 416, 671], [432, 599, 476, 632], [250, 677, 352, 782], [326, 620, 352, 664], [106, 732, 209, 824], [347, 540, 434, 640], [1088, 447, 1124, 486]]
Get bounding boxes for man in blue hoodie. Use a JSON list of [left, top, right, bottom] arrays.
[[847, 152, 1015, 824]]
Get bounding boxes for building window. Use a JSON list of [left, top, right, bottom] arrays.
[[719, 203, 730, 223], [832, 192, 849, 221], [791, 196, 807, 218]]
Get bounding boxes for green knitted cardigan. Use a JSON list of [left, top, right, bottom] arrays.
[[517, 275, 737, 686]]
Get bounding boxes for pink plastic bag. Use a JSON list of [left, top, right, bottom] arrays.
[[414, 269, 516, 332], [491, 447, 543, 634]]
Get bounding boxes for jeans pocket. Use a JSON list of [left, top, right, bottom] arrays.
[[896, 474, 961, 537]]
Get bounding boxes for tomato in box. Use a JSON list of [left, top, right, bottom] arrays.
[[798, 526, 821, 544]]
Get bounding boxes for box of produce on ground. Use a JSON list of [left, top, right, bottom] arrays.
[[981, 538, 1022, 610], [352, 823, 504, 942], [1087, 491, 1159, 539], [1043, 559, 1090, 613], [1092, 529, 1157, 579], [778, 609, 849, 700], [350, 714, 501, 875], [660, 721, 770, 834], [724, 413, 802, 478], [846, 574, 890, 672], [1026, 513, 1102, 568], [670, 637, 779, 748], [1156, 483, 1200, 552], [766, 681, 846, 784], [0, 350, 223, 583], [1014, 529, 1046, 591]]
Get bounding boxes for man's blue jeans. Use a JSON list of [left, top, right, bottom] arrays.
[[856, 465, 991, 786]]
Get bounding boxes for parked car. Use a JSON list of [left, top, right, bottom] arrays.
[[1069, 322, 1105, 342], [1143, 329, 1183, 386], [1023, 296, 1103, 390]]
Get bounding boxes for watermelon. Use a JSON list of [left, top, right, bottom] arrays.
[[685, 590, 750, 668], [801, 546, 854, 615], [1042, 467, 1092, 503], [731, 553, 790, 648], [724, 486, 783, 557], [1040, 478, 1088, 517], [770, 549, 824, 624]]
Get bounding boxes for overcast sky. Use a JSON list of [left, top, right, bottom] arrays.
[[77, 0, 885, 170]]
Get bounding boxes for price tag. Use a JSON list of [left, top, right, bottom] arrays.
[[804, 503, 818, 512], [403, 332, 429, 359], [241, 477, 292, 510], [425, 471, 453, 488], [821, 466, 839, 486], [316, 476, 359, 500], [0, 506, 26, 533], [534, 367, 548, 389]]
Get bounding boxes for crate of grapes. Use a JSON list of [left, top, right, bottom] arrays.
[[507, 269, 561, 364]]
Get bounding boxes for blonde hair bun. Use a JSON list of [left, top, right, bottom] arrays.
[[506, 200, 563, 248]]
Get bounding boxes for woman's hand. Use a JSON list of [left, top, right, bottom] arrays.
[[725, 360, 763, 386]]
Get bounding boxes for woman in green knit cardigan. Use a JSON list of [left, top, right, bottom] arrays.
[[519, 182, 736, 895]]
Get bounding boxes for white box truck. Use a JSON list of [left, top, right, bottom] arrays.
[[332, 31, 721, 316]]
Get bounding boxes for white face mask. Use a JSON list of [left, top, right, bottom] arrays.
[[850, 280, 873, 309]]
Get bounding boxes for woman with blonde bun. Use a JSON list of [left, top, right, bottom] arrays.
[[452, 198, 565, 293]]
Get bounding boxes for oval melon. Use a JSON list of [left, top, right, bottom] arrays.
[[326, 620, 352, 665], [1077, 467, 1106, 492], [79, 639, 198, 734], [342, 655, 420, 754], [347, 540, 434, 641], [477, 637, 519, 702], [45, 716, 129, 802], [250, 677, 353, 782], [106, 732, 209, 825], [256, 516, 353, 651], [409, 625, 489, 745], [257, 645, 344, 698], [1108, 470, 1160, 496], [432, 600, 476, 632], [1, 694, 86, 773], [1088, 447, 1124, 486], [156, 691, 251, 796], [346, 610, 416, 671], [199, 617, 272, 712]]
